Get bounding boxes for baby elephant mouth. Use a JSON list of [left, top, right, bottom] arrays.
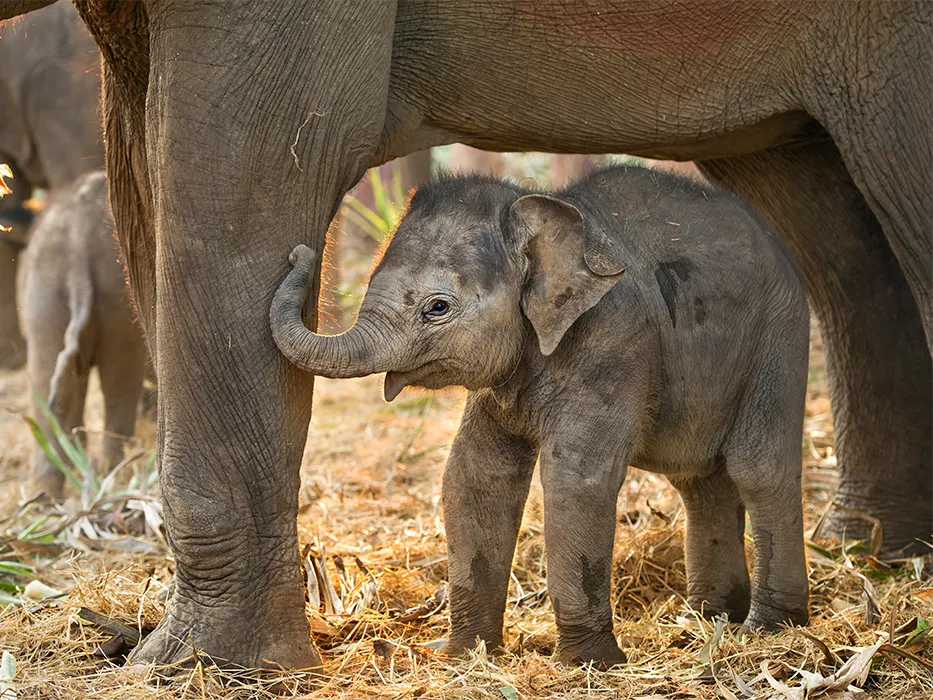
[[383, 371, 408, 402], [383, 363, 453, 402]]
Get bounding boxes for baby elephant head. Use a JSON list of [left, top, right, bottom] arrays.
[[271, 176, 626, 400]]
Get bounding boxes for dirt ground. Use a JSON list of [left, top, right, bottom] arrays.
[[0, 306, 931, 698]]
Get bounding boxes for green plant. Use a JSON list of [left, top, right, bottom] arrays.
[[341, 167, 409, 244], [0, 395, 164, 607]]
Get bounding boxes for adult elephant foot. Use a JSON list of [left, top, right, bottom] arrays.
[[130, 600, 321, 670], [699, 134, 932, 558]]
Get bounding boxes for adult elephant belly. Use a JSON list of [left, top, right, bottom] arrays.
[[0, 0, 922, 672]]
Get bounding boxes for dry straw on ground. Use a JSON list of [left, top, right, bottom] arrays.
[[0, 322, 930, 699]]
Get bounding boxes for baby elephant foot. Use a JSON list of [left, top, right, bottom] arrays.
[[687, 580, 751, 623], [556, 629, 627, 668], [742, 597, 809, 632], [444, 631, 505, 658], [29, 471, 65, 501]]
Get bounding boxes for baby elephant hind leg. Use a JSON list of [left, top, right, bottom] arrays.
[[670, 467, 751, 622], [725, 350, 810, 629]]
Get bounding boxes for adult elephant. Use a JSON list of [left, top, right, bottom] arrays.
[[1, 0, 928, 671], [0, 1, 103, 369]]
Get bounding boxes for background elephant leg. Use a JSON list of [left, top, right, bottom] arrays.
[[97, 336, 145, 470], [698, 139, 933, 556], [539, 435, 629, 668], [442, 395, 537, 654], [119, 1, 397, 669], [0, 163, 32, 370], [0, 239, 24, 370], [669, 468, 750, 622], [28, 330, 90, 498]]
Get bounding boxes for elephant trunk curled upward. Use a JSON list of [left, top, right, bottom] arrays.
[[271, 166, 810, 667]]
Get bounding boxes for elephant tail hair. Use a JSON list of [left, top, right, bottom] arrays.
[[47, 258, 94, 418]]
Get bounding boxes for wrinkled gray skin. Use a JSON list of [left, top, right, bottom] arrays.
[[1, 0, 928, 670], [0, 2, 103, 369], [21, 171, 147, 499], [271, 167, 810, 666]]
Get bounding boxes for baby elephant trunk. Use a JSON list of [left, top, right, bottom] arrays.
[[270, 245, 391, 378]]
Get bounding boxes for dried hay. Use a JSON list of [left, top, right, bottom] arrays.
[[0, 312, 930, 697]]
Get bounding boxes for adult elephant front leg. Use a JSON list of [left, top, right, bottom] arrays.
[[128, 1, 396, 669], [699, 137, 932, 556]]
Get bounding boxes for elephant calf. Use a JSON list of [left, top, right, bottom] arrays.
[[271, 166, 810, 667], [21, 171, 147, 498]]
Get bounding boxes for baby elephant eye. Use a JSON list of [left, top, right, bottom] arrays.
[[424, 299, 450, 319]]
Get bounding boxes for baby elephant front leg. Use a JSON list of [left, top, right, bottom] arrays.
[[540, 442, 629, 668], [443, 396, 538, 655]]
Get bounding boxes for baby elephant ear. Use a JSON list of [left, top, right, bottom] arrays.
[[509, 194, 627, 356]]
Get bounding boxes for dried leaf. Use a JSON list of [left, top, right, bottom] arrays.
[[796, 628, 838, 666], [397, 584, 447, 623], [311, 546, 344, 616], [697, 613, 729, 666], [95, 633, 128, 659], [77, 607, 141, 645], [0, 651, 16, 700], [418, 637, 448, 650], [303, 552, 320, 611], [858, 573, 881, 627], [22, 580, 63, 602]]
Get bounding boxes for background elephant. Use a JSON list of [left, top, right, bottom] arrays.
[[1, 0, 928, 670], [20, 170, 148, 499], [0, 0, 103, 369]]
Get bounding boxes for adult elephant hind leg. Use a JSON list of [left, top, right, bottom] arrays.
[[126, 1, 397, 670], [669, 468, 751, 623], [698, 141, 933, 557], [802, 3, 933, 344], [442, 394, 538, 655]]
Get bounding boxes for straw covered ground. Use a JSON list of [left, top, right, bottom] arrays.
[[1, 316, 931, 699]]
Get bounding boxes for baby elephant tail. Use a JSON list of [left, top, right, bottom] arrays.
[[47, 261, 94, 420]]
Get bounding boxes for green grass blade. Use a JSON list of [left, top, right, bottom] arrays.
[[342, 205, 387, 241], [0, 561, 33, 577], [22, 416, 82, 491], [17, 515, 51, 541], [30, 390, 92, 486], [369, 169, 388, 220]]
